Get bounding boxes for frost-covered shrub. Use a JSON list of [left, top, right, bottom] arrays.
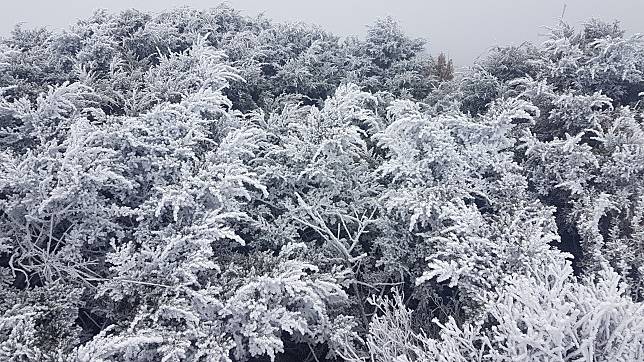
[[0, 285, 83, 361], [77, 245, 354, 362], [1, 7, 643, 362], [357, 258, 644, 362]]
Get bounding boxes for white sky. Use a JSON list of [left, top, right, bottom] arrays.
[[1, 0, 643, 65]]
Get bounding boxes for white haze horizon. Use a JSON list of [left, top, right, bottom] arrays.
[[1, 0, 643, 66]]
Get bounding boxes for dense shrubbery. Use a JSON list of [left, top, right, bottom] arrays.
[[1, 5, 643, 361]]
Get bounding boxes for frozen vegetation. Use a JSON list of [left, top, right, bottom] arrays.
[[0, 5, 643, 361]]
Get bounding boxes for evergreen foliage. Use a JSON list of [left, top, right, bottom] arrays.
[[0, 6, 642, 361]]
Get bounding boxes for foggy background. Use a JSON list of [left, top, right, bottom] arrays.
[[1, 0, 642, 66]]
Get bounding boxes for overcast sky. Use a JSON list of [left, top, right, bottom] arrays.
[[1, 0, 643, 65]]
